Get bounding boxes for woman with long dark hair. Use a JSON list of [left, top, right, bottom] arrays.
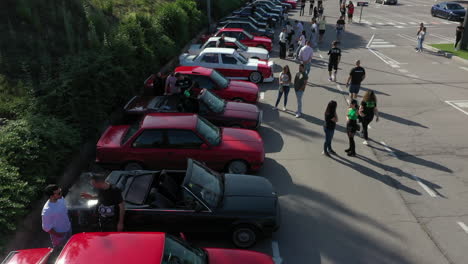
[[323, 100, 338, 157], [274, 65, 292, 111], [345, 99, 359, 156], [359, 90, 379, 145]]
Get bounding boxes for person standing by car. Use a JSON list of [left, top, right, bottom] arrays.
[[319, 16, 327, 43], [295, 30, 307, 59], [318, 4, 324, 19], [165, 72, 178, 95], [359, 90, 379, 145], [274, 65, 292, 111], [340, 3, 346, 18], [323, 100, 338, 157], [310, 18, 319, 47], [299, 41, 314, 75], [174, 72, 193, 95], [216, 34, 226, 48], [300, 0, 306, 16], [416, 27, 426, 52], [309, 0, 315, 15], [286, 21, 294, 44], [347, 1, 355, 23], [346, 60, 365, 100], [279, 28, 287, 59], [336, 16, 346, 41], [42, 185, 72, 249], [294, 64, 309, 118], [455, 22, 464, 51], [345, 99, 359, 156], [328, 41, 342, 82], [81, 174, 125, 232]]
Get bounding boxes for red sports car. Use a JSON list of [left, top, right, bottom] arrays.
[[96, 113, 264, 174], [200, 28, 272, 51], [2, 232, 275, 264]]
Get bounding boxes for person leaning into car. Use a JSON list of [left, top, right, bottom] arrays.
[[81, 173, 125, 232]]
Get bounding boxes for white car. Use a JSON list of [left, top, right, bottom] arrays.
[[179, 48, 274, 84], [188, 37, 269, 60]]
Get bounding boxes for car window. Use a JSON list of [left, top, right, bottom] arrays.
[[162, 235, 206, 264], [184, 161, 222, 208], [132, 130, 165, 148], [196, 117, 220, 146], [221, 54, 239, 65], [235, 40, 248, 51], [210, 70, 229, 89], [199, 90, 225, 113], [167, 130, 204, 149], [205, 41, 217, 48], [447, 4, 463, 9], [125, 173, 154, 205], [122, 121, 141, 145], [237, 32, 245, 40], [200, 53, 219, 63], [190, 75, 215, 90]]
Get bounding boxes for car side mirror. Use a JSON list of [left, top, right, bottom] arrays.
[[179, 232, 187, 241], [200, 143, 209, 149]]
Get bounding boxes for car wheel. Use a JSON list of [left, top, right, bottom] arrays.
[[232, 97, 245, 102], [256, 44, 266, 49], [249, 71, 263, 84], [232, 225, 258, 248], [124, 162, 143, 171], [228, 160, 248, 174], [431, 11, 435, 17], [448, 15, 452, 21]]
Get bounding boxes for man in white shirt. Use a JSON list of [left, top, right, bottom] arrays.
[[299, 41, 314, 75], [279, 28, 287, 59], [42, 184, 72, 249], [295, 20, 304, 37], [310, 18, 318, 47]]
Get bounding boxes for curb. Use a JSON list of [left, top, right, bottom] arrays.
[[425, 45, 468, 65]]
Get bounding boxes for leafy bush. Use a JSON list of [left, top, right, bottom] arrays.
[[155, 2, 190, 48]]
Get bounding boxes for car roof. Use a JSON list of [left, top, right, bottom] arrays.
[[219, 28, 246, 32], [208, 36, 237, 43], [175, 66, 213, 76], [56, 232, 165, 264], [141, 113, 198, 129], [202, 47, 236, 55]]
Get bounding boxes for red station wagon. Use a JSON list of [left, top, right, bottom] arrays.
[[2, 232, 275, 264], [200, 28, 272, 51], [96, 113, 265, 174]]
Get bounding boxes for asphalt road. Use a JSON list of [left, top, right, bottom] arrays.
[[193, 0, 468, 263]]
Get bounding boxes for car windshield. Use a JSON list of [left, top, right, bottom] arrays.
[[199, 90, 226, 113], [236, 52, 249, 64], [243, 30, 254, 39], [185, 161, 223, 208], [210, 69, 229, 88], [447, 4, 463, 9], [121, 121, 140, 144], [235, 40, 248, 51], [162, 235, 207, 264], [196, 116, 221, 145]]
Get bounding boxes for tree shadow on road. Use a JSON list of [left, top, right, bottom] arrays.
[[379, 112, 428, 128]]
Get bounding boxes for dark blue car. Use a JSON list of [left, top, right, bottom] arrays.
[[431, 2, 466, 21]]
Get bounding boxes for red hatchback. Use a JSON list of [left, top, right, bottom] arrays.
[[201, 28, 272, 51], [2, 232, 275, 264], [96, 113, 264, 174]]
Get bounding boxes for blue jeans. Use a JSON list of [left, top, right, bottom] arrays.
[[304, 62, 311, 75], [417, 38, 424, 50], [295, 90, 304, 114], [275, 86, 290, 107], [295, 45, 303, 58], [323, 127, 335, 152], [336, 29, 343, 40]]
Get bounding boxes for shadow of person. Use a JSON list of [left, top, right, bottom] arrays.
[[378, 112, 428, 128], [258, 126, 284, 153]]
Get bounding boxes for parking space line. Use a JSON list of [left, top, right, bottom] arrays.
[[272, 241, 283, 264], [457, 222, 468, 234], [445, 100, 468, 116], [459, 67, 468, 72]]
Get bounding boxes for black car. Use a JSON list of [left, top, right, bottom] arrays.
[[218, 21, 274, 39], [123, 89, 262, 130], [431, 2, 466, 21], [219, 15, 269, 29], [233, 8, 278, 24], [67, 159, 280, 248]]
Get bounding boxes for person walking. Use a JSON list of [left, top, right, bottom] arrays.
[[309, 0, 315, 15], [165, 72, 177, 95], [310, 18, 319, 47], [416, 27, 426, 52], [313, 6, 319, 20], [294, 64, 309, 118], [299, 41, 314, 75], [345, 99, 359, 156], [300, 0, 306, 16], [336, 16, 346, 41], [318, 16, 327, 42], [346, 60, 365, 100], [42, 184, 72, 249], [286, 21, 294, 44], [279, 28, 287, 59], [318, 4, 324, 19], [295, 30, 307, 59], [340, 3, 346, 18], [81, 173, 125, 232], [274, 65, 292, 111], [455, 22, 464, 51], [358, 90, 379, 145], [323, 100, 338, 157], [347, 1, 355, 23], [327, 41, 342, 82]]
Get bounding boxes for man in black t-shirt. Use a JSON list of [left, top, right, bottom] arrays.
[[81, 173, 125, 232], [336, 16, 345, 40], [216, 35, 226, 48], [455, 22, 464, 51], [327, 41, 341, 82], [346, 60, 366, 100]]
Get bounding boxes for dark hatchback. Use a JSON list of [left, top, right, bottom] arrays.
[[219, 16, 269, 29], [431, 2, 466, 21], [66, 159, 280, 248], [123, 89, 262, 130], [218, 21, 274, 39]]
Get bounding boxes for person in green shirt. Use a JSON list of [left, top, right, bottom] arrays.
[[345, 99, 359, 156], [294, 64, 309, 118]]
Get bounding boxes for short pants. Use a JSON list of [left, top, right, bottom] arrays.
[[349, 84, 360, 94], [328, 61, 338, 72], [319, 29, 325, 36], [348, 13, 353, 19]]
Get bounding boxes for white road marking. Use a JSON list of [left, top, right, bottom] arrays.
[[371, 26, 377, 30], [409, 22, 417, 25], [371, 44, 397, 48], [398, 69, 409, 73], [260, 92, 265, 100], [406, 74, 419, 78], [431, 62, 440, 64], [460, 67, 468, 72], [366, 34, 375, 49], [319, 53, 323, 59], [377, 22, 384, 25], [395, 25, 404, 29], [380, 141, 397, 157], [272, 241, 283, 264], [373, 39, 385, 41], [431, 33, 455, 42], [457, 222, 468, 234], [446, 100, 468, 116]]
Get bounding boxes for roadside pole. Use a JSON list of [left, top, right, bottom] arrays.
[[207, 0, 212, 31], [461, 6, 468, 50], [357, 1, 369, 23]]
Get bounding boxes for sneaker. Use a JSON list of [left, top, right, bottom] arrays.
[[347, 152, 356, 157], [328, 77, 332, 82], [295, 113, 301, 118], [273, 106, 278, 110], [344, 149, 351, 153], [282, 106, 287, 111], [363, 140, 368, 145], [329, 150, 337, 155]]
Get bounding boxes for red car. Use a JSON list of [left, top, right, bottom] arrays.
[[2, 232, 275, 264], [200, 28, 272, 52], [96, 113, 264, 174], [124, 89, 262, 129]]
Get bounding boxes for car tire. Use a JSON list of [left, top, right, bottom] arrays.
[[124, 162, 143, 171], [249, 71, 263, 84], [232, 97, 245, 102], [227, 160, 248, 174], [431, 11, 435, 17], [232, 225, 258, 248]]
